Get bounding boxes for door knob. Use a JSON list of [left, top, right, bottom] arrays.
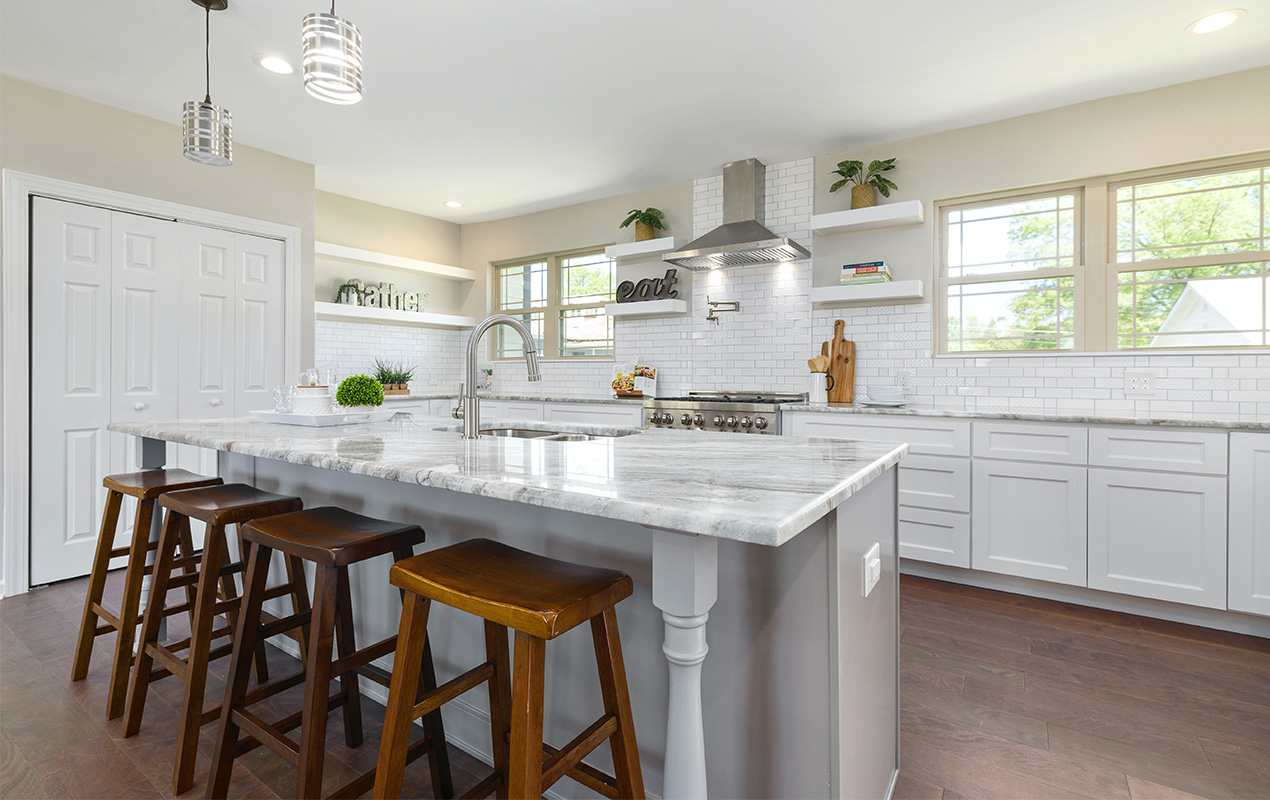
[[134, 402, 147, 411], [211, 399, 221, 407]]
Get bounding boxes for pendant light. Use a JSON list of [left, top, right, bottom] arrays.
[[182, 0, 232, 166], [301, 2, 363, 105]]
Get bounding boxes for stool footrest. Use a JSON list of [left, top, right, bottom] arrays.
[[232, 708, 300, 766], [357, 662, 394, 689], [329, 634, 397, 681], [413, 662, 495, 722], [232, 691, 346, 761], [257, 610, 311, 641], [326, 735, 434, 800], [541, 713, 619, 795], [457, 772, 504, 800]]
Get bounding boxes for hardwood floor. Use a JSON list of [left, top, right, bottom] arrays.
[[897, 575, 1270, 800], [2, 570, 1267, 798]]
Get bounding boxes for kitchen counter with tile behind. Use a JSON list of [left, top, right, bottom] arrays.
[[783, 401, 1270, 431]]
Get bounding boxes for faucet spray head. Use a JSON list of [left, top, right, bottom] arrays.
[[525, 348, 542, 381]]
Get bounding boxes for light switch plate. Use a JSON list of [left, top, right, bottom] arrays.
[[862, 542, 882, 597]]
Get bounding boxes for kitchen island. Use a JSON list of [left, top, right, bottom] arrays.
[[108, 414, 907, 799]]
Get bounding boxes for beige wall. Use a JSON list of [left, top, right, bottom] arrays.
[[315, 190, 467, 314], [811, 66, 1270, 290], [459, 182, 693, 320]]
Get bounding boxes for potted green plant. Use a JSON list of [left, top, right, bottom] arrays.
[[371, 359, 415, 395], [620, 207, 666, 242], [335, 280, 365, 305], [829, 158, 898, 209], [335, 373, 385, 411]]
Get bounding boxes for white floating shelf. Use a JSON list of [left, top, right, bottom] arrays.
[[810, 280, 925, 306], [315, 301, 476, 329], [604, 236, 684, 261], [315, 241, 476, 281], [603, 299, 690, 318], [810, 200, 925, 236]]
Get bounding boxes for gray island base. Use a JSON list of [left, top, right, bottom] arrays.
[[108, 415, 907, 799]]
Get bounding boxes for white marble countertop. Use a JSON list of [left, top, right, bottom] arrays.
[[784, 402, 1270, 431], [108, 415, 906, 546], [382, 393, 641, 405]]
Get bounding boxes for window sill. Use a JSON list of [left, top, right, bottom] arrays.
[[934, 347, 1270, 360]]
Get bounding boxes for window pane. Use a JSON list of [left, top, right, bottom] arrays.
[[1116, 264, 1267, 348], [495, 311, 544, 358], [498, 261, 547, 310], [560, 307, 613, 357], [1115, 168, 1266, 263], [946, 194, 1078, 277], [560, 252, 615, 305], [947, 277, 1075, 351]]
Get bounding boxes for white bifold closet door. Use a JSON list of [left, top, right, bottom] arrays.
[[29, 197, 285, 585]]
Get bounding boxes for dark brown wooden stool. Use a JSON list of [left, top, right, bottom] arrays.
[[122, 483, 308, 794], [374, 538, 644, 800], [72, 468, 223, 719], [207, 507, 454, 800]]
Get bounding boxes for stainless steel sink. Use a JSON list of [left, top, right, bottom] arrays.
[[542, 433, 596, 442], [480, 428, 557, 439]]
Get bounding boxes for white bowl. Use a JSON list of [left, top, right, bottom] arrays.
[[867, 385, 905, 402]]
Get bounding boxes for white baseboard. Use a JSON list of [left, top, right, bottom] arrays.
[[901, 560, 1270, 639]]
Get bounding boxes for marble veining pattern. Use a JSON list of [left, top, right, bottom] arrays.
[[108, 416, 906, 546], [382, 393, 641, 405], [785, 403, 1270, 431]]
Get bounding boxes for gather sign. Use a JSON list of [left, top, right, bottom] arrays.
[[343, 278, 428, 311]]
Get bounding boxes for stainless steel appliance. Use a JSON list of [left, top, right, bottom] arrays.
[[643, 391, 806, 435]]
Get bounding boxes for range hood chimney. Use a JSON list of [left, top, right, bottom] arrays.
[[663, 158, 811, 270]]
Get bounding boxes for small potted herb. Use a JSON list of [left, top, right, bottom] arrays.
[[335, 374, 385, 411], [620, 207, 666, 241], [829, 158, 898, 209], [335, 280, 365, 305], [371, 359, 415, 395]]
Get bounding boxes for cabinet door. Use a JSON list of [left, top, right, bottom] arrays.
[[234, 234, 286, 415], [1229, 433, 1270, 616], [1088, 468, 1226, 609], [972, 460, 1087, 586]]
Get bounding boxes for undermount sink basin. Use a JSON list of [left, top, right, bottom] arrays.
[[478, 427, 637, 441], [480, 428, 557, 439]]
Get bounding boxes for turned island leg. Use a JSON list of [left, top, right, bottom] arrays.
[[650, 530, 718, 800]]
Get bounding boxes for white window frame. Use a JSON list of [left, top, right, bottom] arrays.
[[491, 245, 616, 360], [935, 152, 1270, 355]]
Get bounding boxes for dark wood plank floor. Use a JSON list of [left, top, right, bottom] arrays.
[[3, 571, 1268, 798], [897, 575, 1270, 800]]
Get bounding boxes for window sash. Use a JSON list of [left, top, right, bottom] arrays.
[[492, 247, 615, 359]]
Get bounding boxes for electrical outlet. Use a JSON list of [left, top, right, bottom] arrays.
[[892, 369, 915, 393], [1124, 368, 1157, 397], [862, 542, 882, 597]]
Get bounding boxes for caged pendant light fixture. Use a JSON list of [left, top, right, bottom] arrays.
[[182, 0, 232, 166], [301, 2, 363, 105]]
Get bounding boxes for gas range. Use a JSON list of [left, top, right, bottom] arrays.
[[643, 391, 806, 435]]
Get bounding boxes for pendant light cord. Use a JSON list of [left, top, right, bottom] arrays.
[[204, 4, 211, 103]]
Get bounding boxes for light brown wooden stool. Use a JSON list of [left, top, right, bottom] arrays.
[[122, 483, 308, 795], [72, 468, 223, 719], [207, 507, 453, 800], [373, 538, 644, 800]]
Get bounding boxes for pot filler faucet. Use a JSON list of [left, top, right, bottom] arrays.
[[453, 314, 541, 438]]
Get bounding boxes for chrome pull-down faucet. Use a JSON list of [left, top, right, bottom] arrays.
[[453, 314, 541, 438]]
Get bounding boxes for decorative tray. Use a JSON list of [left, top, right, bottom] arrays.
[[250, 409, 399, 427]]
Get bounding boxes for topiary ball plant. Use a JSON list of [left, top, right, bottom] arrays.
[[335, 374, 385, 409]]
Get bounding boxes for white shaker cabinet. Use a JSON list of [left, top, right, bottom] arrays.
[[1229, 433, 1270, 617], [971, 459, 1088, 586], [1088, 468, 1227, 609], [543, 402, 643, 428]]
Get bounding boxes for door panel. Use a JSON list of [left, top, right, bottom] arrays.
[[971, 459, 1087, 586], [234, 234, 284, 415], [180, 226, 237, 419], [1230, 433, 1270, 616]]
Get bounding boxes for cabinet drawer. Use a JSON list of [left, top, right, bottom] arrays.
[[428, 398, 454, 417], [1088, 427, 1228, 475], [543, 403, 643, 428], [899, 455, 970, 513], [790, 414, 970, 456], [973, 422, 1087, 464], [899, 508, 970, 568]]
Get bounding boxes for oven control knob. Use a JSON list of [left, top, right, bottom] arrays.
[[693, 414, 705, 426], [648, 412, 661, 425], [681, 413, 692, 425], [657, 413, 671, 425], [726, 416, 738, 428], [713, 415, 725, 427], [739, 416, 752, 429], [754, 416, 769, 430]]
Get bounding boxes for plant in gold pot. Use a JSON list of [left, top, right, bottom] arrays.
[[829, 158, 898, 209], [620, 207, 666, 242]]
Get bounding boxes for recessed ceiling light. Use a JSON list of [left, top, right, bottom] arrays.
[[444, 200, 463, 208], [1186, 8, 1246, 34], [254, 54, 295, 75]]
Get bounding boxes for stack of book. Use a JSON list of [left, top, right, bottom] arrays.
[[840, 261, 892, 285]]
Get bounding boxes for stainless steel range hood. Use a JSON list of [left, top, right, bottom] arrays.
[[663, 158, 811, 270]]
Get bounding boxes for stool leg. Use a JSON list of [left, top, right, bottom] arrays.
[[207, 541, 272, 800], [372, 592, 431, 800], [507, 631, 546, 800], [175, 515, 200, 629], [122, 510, 184, 738], [334, 567, 364, 749], [72, 489, 123, 681], [296, 564, 339, 800], [484, 621, 512, 800], [171, 522, 229, 795], [284, 553, 312, 656], [591, 607, 645, 799], [227, 524, 270, 684], [106, 497, 156, 719]]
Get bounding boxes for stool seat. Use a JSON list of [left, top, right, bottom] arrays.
[[391, 538, 633, 640], [159, 483, 302, 526], [103, 468, 221, 500], [243, 507, 425, 567]]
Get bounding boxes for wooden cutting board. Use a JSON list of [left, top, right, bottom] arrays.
[[821, 319, 856, 403]]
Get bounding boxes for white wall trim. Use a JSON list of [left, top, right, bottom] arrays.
[[1, 170, 303, 596]]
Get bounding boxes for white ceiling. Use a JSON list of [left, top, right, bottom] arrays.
[[2, 1, 1268, 222]]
